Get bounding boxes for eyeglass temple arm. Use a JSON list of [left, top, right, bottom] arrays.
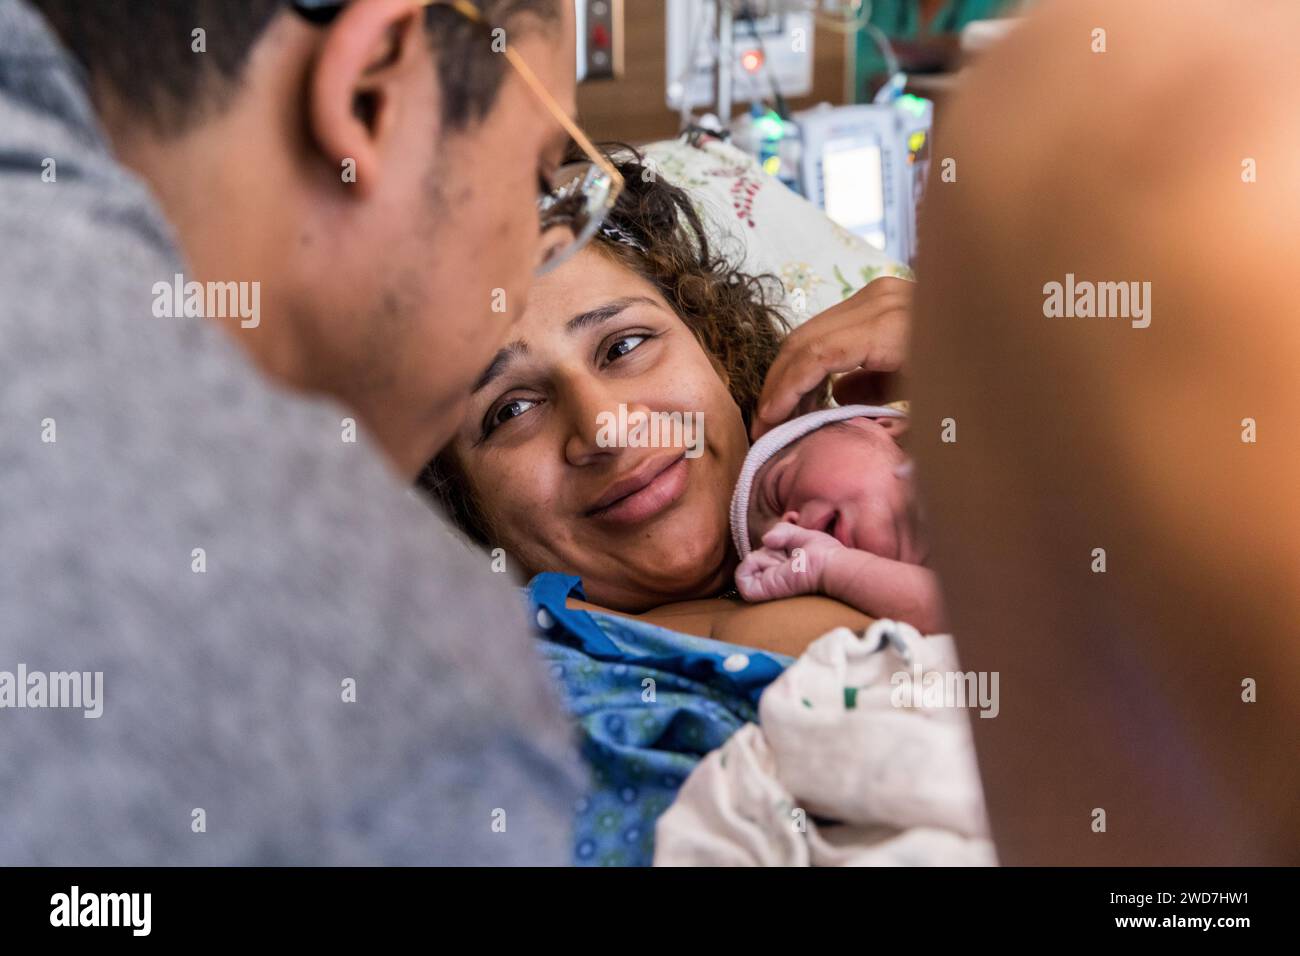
[[417, 0, 623, 189], [504, 49, 623, 188]]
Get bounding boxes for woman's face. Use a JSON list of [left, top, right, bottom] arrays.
[[449, 248, 750, 611]]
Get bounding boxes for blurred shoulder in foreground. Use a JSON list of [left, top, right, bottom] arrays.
[[911, 0, 1300, 865]]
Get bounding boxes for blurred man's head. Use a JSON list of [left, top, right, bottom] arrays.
[[33, 0, 573, 475], [910, 0, 1300, 863]]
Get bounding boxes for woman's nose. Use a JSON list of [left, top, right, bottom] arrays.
[[562, 383, 653, 468]]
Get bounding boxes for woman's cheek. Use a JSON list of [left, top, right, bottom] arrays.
[[472, 464, 536, 547], [708, 406, 749, 484]]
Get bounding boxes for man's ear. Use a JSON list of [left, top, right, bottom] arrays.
[[307, 0, 435, 199]]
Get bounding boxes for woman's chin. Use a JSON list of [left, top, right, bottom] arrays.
[[581, 530, 735, 612]]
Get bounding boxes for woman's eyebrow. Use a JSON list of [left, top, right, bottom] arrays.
[[472, 341, 528, 394], [473, 296, 659, 394], [565, 296, 658, 334]]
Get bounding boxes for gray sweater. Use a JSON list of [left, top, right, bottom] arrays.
[[0, 0, 583, 865]]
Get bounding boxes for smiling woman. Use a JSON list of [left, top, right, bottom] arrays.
[[433, 245, 753, 612], [416, 145, 883, 867], [420, 147, 792, 613], [418, 147, 879, 659]]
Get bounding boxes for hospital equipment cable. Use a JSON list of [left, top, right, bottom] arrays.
[[735, 2, 792, 119]]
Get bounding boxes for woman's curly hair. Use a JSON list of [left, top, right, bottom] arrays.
[[417, 143, 790, 547]]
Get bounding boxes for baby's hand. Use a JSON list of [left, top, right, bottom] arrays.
[[735, 521, 844, 603]]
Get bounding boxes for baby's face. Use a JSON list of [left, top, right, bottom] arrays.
[[747, 416, 928, 563]]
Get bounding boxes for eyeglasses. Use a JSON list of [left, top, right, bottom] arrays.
[[291, 0, 623, 274]]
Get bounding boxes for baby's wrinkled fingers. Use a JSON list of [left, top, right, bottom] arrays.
[[760, 521, 802, 549], [744, 569, 795, 603], [734, 568, 773, 603], [736, 550, 774, 580]]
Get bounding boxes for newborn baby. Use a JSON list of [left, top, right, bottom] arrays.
[[731, 404, 946, 633]]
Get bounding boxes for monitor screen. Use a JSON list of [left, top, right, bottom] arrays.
[[821, 136, 887, 251]]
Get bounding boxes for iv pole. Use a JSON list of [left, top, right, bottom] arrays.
[[716, 1, 734, 125]]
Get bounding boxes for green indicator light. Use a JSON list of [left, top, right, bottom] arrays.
[[899, 93, 928, 117], [755, 110, 785, 139]]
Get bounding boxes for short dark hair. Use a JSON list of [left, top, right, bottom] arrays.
[[31, 0, 560, 136]]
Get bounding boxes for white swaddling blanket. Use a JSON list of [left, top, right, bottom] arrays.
[[654, 620, 997, 866]]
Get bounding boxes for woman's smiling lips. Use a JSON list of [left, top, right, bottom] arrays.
[[585, 454, 690, 526]]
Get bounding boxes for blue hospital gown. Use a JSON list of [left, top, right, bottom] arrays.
[[528, 573, 793, 866]]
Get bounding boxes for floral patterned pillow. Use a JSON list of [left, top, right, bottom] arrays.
[[640, 135, 914, 328]]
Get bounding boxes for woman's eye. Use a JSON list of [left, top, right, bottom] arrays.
[[487, 397, 538, 433], [605, 334, 648, 363]]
